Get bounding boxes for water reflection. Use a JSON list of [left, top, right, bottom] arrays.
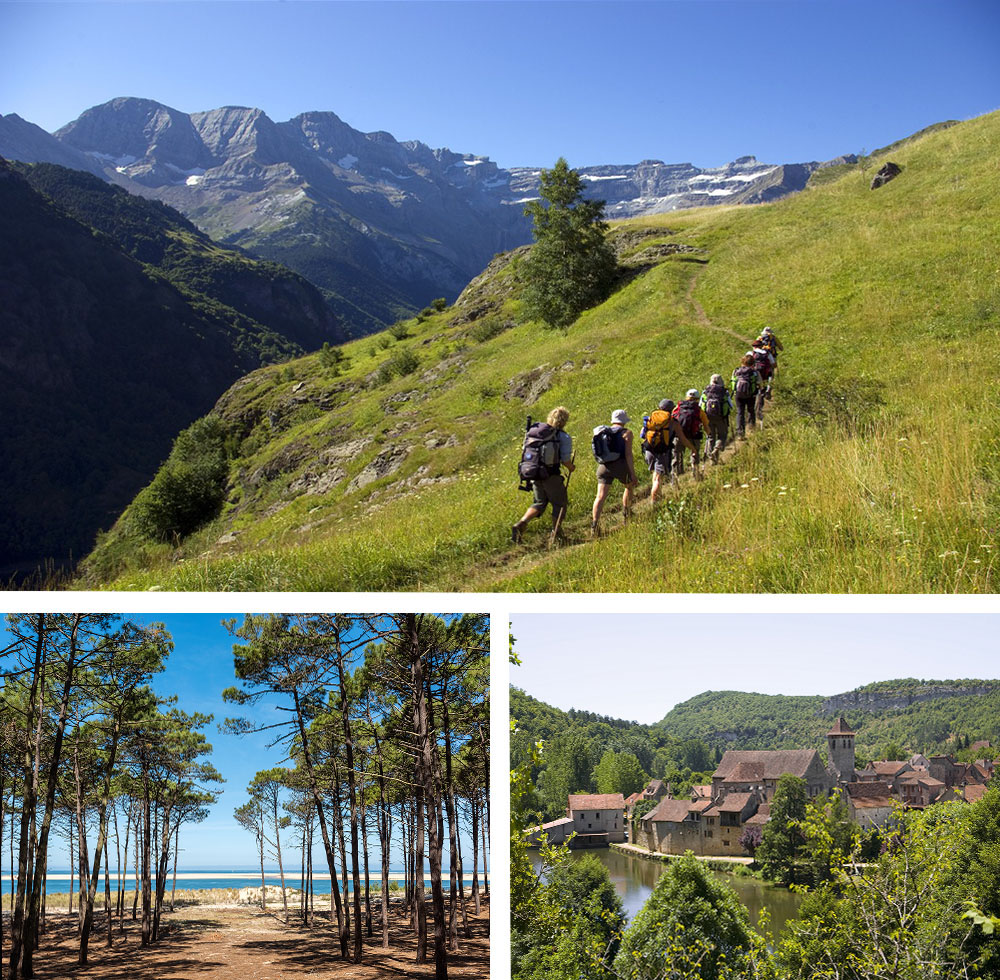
[[532, 847, 803, 936]]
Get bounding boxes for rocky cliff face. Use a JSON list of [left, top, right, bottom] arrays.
[[1, 98, 848, 335], [822, 682, 999, 714]]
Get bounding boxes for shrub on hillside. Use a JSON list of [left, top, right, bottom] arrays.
[[129, 417, 230, 541], [469, 316, 513, 343]]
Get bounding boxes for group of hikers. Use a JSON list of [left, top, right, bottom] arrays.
[[511, 327, 783, 543]]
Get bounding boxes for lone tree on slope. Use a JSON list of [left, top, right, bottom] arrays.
[[520, 158, 617, 329]]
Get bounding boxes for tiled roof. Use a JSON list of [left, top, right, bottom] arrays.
[[846, 781, 893, 800], [869, 761, 910, 776], [541, 817, 575, 829], [644, 779, 665, 795], [745, 811, 770, 825], [569, 793, 625, 811], [642, 798, 696, 824], [851, 794, 894, 809], [715, 749, 820, 781], [624, 792, 642, 806], [718, 792, 755, 813], [898, 774, 944, 789], [846, 782, 894, 806], [691, 784, 712, 799], [690, 799, 713, 812], [827, 717, 855, 735], [727, 762, 765, 782], [965, 785, 988, 803]]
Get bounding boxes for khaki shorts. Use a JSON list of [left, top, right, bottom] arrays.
[[531, 473, 567, 514], [596, 457, 632, 486]]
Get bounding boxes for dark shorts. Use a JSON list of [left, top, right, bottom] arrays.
[[531, 473, 567, 513], [596, 457, 632, 485], [644, 449, 671, 476]]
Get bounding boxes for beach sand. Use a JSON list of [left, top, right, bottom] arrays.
[[2, 892, 489, 978]]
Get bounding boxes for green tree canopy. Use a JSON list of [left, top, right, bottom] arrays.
[[593, 749, 647, 798], [757, 774, 810, 885], [613, 852, 755, 980], [520, 158, 617, 329]]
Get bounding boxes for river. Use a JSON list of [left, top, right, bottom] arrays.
[[535, 847, 803, 936]]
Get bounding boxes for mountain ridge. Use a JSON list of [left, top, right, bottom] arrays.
[[512, 682, 1000, 758], [0, 157, 344, 578], [1, 97, 854, 335]]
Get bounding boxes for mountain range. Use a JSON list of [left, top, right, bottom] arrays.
[[0, 97, 853, 335]]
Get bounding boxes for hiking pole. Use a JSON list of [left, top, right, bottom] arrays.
[[548, 451, 575, 549]]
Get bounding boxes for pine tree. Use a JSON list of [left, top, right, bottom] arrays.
[[520, 158, 617, 329]]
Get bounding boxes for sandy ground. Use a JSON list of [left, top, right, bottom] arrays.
[[2, 898, 489, 979]]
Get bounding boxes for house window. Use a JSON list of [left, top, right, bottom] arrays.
[[723, 840, 730, 846], [707, 831, 713, 838]]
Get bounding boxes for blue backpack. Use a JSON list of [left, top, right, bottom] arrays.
[[592, 425, 626, 463]]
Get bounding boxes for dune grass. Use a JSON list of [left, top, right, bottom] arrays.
[[80, 110, 1000, 593]]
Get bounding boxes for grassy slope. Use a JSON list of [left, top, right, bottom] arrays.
[[82, 111, 1000, 592]]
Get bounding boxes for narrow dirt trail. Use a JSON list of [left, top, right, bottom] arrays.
[[684, 271, 755, 347], [466, 263, 780, 589]]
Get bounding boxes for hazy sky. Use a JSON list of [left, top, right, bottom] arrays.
[[510, 612, 1000, 724], [2, 1, 998, 168]]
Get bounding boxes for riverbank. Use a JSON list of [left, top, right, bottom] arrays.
[[1, 895, 490, 979], [611, 841, 754, 867]]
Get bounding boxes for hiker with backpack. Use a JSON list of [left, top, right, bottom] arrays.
[[760, 326, 783, 357], [641, 400, 696, 503], [700, 374, 734, 464], [731, 354, 762, 438], [512, 406, 575, 544], [672, 390, 709, 480], [591, 409, 637, 535], [750, 342, 776, 422]]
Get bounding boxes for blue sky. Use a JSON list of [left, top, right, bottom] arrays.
[[0, 613, 484, 871], [510, 612, 1000, 724], [1, 1, 998, 169]]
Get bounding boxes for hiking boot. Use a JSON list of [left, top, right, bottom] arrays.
[[590, 520, 601, 538], [511, 523, 524, 544], [622, 508, 632, 526], [765, 388, 773, 401]]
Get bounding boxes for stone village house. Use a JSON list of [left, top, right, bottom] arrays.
[[527, 792, 627, 848], [637, 718, 993, 858]]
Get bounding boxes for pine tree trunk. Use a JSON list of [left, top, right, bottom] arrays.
[[8, 615, 45, 980], [291, 690, 346, 955]]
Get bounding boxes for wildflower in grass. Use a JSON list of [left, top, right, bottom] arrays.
[[723, 483, 732, 489], [939, 551, 959, 558], [778, 491, 787, 496], [741, 484, 750, 489]]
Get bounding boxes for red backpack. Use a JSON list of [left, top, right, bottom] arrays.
[[672, 401, 702, 438], [752, 350, 774, 381]]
